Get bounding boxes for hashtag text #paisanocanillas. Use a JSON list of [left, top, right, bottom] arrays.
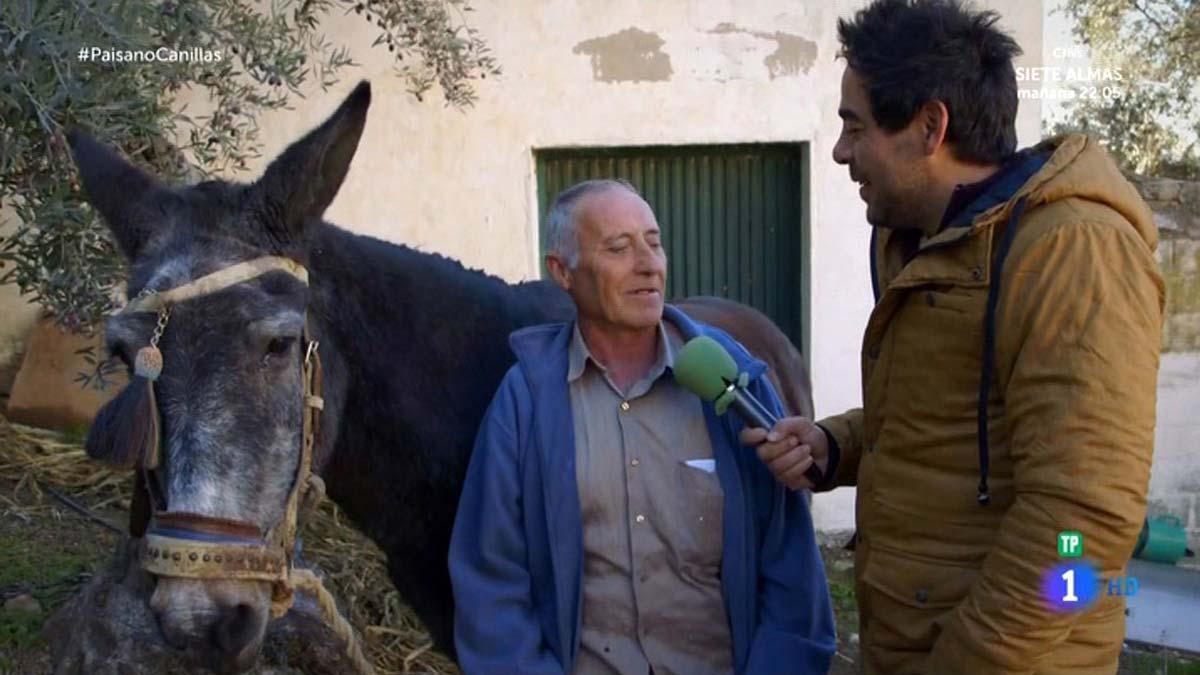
[[76, 47, 223, 63]]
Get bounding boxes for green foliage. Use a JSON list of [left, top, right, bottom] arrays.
[[0, 532, 98, 610], [0, 530, 98, 656], [0, 0, 499, 332], [1053, 0, 1199, 178], [0, 607, 44, 656]]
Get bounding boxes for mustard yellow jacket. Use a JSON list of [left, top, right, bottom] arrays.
[[818, 135, 1164, 675]]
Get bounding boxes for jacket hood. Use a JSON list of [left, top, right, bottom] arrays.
[[981, 134, 1158, 251]]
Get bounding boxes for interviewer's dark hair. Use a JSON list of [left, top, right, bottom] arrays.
[[837, 0, 1022, 164]]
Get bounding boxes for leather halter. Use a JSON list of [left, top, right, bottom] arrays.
[[119, 256, 325, 618]]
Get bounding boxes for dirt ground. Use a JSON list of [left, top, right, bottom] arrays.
[[1, 420, 1198, 675]]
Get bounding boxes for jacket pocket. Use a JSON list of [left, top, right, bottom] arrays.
[[857, 544, 980, 664], [862, 543, 980, 610], [920, 284, 983, 317]]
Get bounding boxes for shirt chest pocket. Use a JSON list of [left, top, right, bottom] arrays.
[[667, 461, 725, 570]]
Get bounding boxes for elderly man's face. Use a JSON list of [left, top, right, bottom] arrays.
[[560, 188, 667, 332]]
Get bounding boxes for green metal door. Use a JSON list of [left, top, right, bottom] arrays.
[[535, 143, 809, 353]]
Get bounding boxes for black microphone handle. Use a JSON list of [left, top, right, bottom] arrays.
[[730, 389, 825, 487]]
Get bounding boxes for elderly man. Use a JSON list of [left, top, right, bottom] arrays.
[[450, 179, 836, 675]]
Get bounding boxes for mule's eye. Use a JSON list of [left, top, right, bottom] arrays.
[[266, 337, 296, 357]]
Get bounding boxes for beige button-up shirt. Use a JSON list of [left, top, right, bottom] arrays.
[[569, 321, 733, 675]]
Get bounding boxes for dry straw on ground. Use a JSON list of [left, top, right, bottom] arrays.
[[0, 413, 457, 674]]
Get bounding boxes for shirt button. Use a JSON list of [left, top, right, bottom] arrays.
[[635, 514, 646, 523], [620, 401, 631, 412], [630, 458, 640, 467], [971, 266, 985, 281]]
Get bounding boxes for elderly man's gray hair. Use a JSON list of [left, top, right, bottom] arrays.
[[545, 179, 639, 269]]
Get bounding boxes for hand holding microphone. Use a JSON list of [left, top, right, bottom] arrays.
[[739, 419, 830, 491], [675, 336, 826, 490]]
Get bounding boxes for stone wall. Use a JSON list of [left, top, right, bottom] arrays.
[[1132, 176, 1200, 538], [1134, 177, 1200, 352]]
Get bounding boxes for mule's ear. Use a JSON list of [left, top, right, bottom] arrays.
[[67, 129, 169, 260], [255, 80, 371, 240]]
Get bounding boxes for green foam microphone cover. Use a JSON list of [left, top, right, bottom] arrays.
[[675, 336, 739, 403]]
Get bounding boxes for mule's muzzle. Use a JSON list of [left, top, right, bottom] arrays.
[[151, 579, 271, 673], [143, 512, 286, 672]]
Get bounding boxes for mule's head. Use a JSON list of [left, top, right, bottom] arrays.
[[68, 82, 370, 672]]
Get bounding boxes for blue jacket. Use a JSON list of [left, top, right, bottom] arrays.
[[449, 305, 836, 674]]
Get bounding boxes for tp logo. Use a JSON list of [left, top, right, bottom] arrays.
[[1058, 530, 1083, 558]]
